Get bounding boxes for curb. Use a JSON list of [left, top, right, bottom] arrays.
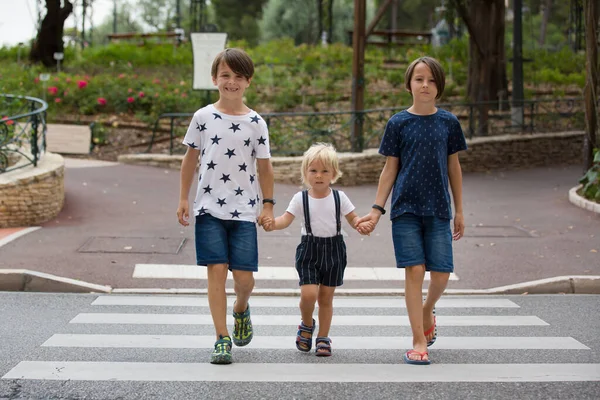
[[569, 185, 600, 214], [0, 269, 112, 293], [0, 270, 599, 295]]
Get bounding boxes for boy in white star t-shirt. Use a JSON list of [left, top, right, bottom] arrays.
[[177, 48, 275, 365]]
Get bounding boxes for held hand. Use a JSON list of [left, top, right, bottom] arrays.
[[453, 212, 465, 240], [176, 201, 190, 226], [357, 220, 375, 235], [262, 217, 274, 232], [355, 211, 381, 235], [258, 208, 274, 228]]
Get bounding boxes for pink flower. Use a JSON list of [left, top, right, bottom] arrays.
[[34, 77, 40, 84], [63, 90, 68, 96], [1, 116, 14, 125], [55, 98, 61, 103], [97, 97, 107, 106], [77, 80, 88, 89], [153, 78, 160, 84], [154, 93, 159, 98], [118, 73, 126, 79], [181, 93, 188, 98], [138, 91, 145, 98], [54, 77, 60, 82], [127, 88, 133, 93], [84, 75, 90, 80], [66, 77, 72, 83], [127, 97, 135, 103], [48, 86, 58, 95]]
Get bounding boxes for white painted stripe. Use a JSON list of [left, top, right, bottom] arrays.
[[70, 313, 548, 326], [0, 227, 40, 248], [133, 264, 459, 281], [4, 362, 599, 382], [42, 334, 589, 350], [92, 296, 519, 309]]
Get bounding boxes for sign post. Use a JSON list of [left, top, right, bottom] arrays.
[[190, 33, 228, 105]]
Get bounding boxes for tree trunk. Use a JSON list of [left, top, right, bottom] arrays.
[[317, 0, 323, 45], [583, 0, 599, 170], [454, 0, 508, 135], [30, 0, 73, 67], [327, 0, 334, 44], [539, 0, 552, 47]]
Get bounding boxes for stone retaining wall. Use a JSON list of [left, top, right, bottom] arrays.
[[0, 152, 65, 228], [118, 131, 585, 186]]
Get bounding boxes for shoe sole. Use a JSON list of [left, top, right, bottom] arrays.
[[210, 354, 232, 364], [232, 334, 253, 347]]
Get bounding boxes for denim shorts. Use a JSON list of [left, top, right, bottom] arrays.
[[391, 213, 454, 273], [194, 214, 258, 272]]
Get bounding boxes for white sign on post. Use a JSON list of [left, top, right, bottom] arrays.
[[191, 33, 228, 90]]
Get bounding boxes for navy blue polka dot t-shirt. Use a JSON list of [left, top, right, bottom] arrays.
[[379, 108, 468, 220]]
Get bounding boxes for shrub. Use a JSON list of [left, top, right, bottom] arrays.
[[579, 149, 600, 203]]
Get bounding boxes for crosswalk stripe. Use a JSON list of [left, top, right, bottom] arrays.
[[133, 264, 459, 281], [91, 296, 519, 308], [69, 313, 549, 326], [42, 334, 589, 350], [4, 361, 599, 382]]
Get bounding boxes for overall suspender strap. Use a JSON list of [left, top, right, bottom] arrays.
[[332, 189, 342, 236], [302, 190, 313, 236]]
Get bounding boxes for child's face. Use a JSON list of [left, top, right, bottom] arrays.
[[212, 61, 251, 101], [409, 62, 438, 104], [305, 159, 335, 189]]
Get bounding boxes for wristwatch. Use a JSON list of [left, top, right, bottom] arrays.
[[262, 198, 276, 205], [372, 204, 386, 215]]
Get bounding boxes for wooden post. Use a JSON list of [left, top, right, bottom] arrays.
[[583, 0, 599, 170], [351, 0, 366, 152], [366, 0, 394, 37]]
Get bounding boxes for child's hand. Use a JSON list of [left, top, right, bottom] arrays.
[[356, 220, 375, 235], [453, 212, 465, 240], [176, 201, 189, 226], [262, 217, 274, 232]]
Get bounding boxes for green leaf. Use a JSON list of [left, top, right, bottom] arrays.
[[594, 149, 600, 163]]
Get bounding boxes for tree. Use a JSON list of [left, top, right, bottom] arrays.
[[30, 0, 74, 67], [449, 0, 508, 134], [260, 0, 357, 45], [212, 0, 268, 46], [90, 3, 143, 44]]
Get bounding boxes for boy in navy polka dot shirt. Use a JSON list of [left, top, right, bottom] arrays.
[[357, 56, 468, 365]]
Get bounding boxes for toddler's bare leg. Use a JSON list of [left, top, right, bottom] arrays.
[[316, 285, 336, 338]]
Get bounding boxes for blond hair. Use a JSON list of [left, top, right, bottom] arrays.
[[300, 143, 342, 186]]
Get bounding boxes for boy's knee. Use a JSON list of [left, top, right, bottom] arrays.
[[232, 270, 254, 288]]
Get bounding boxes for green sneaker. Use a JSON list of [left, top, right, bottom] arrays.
[[210, 335, 232, 364], [232, 303, 253, 347]]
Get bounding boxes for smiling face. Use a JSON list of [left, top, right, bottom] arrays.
[[212, 61, 251, 101], [408, 62, 438, 105]]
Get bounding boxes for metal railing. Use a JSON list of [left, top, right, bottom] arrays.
[[145, 97, 586, 156], [0, 94, 48, 174]]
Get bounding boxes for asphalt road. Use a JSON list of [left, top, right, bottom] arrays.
[[1, 292, 599, 399], [0, 162, 598, 291]]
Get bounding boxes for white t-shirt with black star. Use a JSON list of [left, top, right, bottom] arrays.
[[182, 104, 271, 223], [286, 190, 355, 237]]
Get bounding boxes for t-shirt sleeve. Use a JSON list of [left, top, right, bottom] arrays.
[[285, 192, 303, 217], [447, 115, 468, 155], [339, 191, 355, 216], [182, 113, 203, 150], [379, 116, 402, 157], [254, 119, 271, 159]]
